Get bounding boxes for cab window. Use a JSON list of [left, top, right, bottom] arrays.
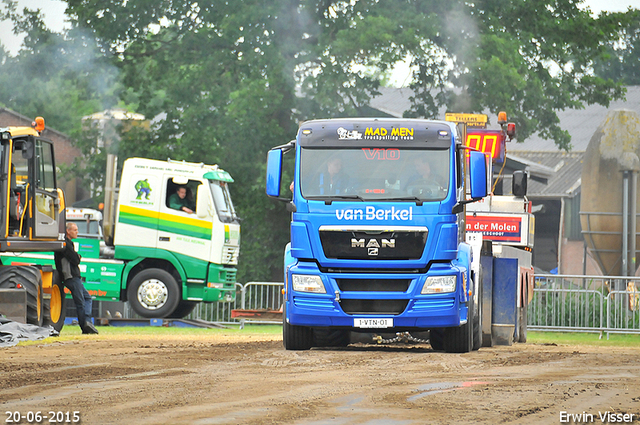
[[165, 179, 201, 212]]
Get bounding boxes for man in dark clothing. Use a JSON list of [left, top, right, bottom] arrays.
[[168, 186, 195, 213], [54, 222, 98, 334]]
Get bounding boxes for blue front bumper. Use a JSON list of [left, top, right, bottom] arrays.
[[286, 261, 468, 329]]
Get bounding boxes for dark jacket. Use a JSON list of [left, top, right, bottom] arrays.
[[54, 235, 81, 280], [168, 193, 195, 211]]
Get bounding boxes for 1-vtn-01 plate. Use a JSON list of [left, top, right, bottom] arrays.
[[353, 318, 393, 328]]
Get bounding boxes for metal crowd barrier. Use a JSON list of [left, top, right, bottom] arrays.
[[186, 281, 284, 326], [186, 282, 244, 324], [530, 274, 640, 337]]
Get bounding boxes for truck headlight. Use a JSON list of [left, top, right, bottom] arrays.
[[292, 274, 326, 293], [421, 275, 456, 294]]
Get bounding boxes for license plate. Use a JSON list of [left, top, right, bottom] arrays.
[[354, 318, 393, 328]]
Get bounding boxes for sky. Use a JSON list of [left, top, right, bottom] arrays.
[[0, 0, 68, 55], [0, 0, 638, 58]]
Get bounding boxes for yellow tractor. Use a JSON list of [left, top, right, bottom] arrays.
[[0, 117, 66, 331]]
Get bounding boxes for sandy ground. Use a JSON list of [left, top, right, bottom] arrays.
[[1, 331, 639, 425]]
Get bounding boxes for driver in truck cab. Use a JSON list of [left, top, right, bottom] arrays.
[[403, 156, 444, 197], [169, 185, 195, 214]]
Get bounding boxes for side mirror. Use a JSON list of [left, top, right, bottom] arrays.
[[469, 151, 488, 199], [266, 149, 283, 198], [22, 140, 34, 159], [512, 170, 527, 197], [196, 184, 209, 218]]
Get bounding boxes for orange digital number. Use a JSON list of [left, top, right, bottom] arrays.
[[483, 135, 498, 158], [467, 134, 481, 149]]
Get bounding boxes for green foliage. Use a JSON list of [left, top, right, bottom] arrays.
[[0, 1, 121, 134], [593, 9, 640, 85]]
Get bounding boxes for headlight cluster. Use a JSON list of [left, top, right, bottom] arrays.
[[421, 275, 456, 294], [292, 274, 326, 293]]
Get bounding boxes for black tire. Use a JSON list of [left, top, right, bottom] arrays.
[[472, 269, 482, 351], [429, 328, 444, 351], [0, 266, 43, 326], [282, 303, 313, 350], [443, 298, 473, 353], [167, 300, 198, 319], [518, 280, 528, 343], [127, 268, 181, 318], [313, 327, 350, 348], [43, 273, 66, 332]]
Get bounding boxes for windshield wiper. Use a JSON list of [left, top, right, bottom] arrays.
[[306, 195, 364, 205], [376, 196, 424, 206]]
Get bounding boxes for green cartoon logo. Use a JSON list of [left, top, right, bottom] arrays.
[[135, 179, 152, 200]]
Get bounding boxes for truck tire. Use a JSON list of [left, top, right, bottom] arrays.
[[429, 328, 444, 351], [43, 275, 66, 332], [313, 327, 350, 348], [127, 268, 181, 318], [472, 269, 482, 351], [282, 304, 313, 350], [167, 300, 198, 319], [0, 266, 43, 326], [443, 299, 473, 353], [518, 283, 528, 343]]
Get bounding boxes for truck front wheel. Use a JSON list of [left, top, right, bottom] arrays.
[[167, 300, 198, 318], [443, 299, 474, 353], [127, 269, 181, 318], [313, 327, 350, 347], [282, 304, 313, 350]]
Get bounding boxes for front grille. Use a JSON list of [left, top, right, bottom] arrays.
[[223, 246, 239, 265], [223, 269, 237, 284], [339, 299, 408, 315], [412, 297, 455, 311], [320, 227, 427, 260], [336, 278, 410, 292]]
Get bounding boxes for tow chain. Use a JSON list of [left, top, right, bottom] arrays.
[[372, 332, 430, 344]]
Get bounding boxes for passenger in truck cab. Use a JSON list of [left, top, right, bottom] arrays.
[[168, 185, 195, 214]]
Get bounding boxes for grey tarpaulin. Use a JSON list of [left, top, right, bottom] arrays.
[[0, 318, 58, 347]]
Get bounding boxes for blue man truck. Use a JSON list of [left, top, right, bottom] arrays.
[[266, 118, 489, 352]]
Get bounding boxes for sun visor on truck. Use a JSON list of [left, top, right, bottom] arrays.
[[203, 170, 234, 182], [297, 119, 454, 149]]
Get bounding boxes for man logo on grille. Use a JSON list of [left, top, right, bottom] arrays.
[[351, 238, 395, 256]]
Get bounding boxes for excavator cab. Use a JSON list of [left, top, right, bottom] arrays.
[[0, 119, 67, 330], [0, 121, 65, 251]]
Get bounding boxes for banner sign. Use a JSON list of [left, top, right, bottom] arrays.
[[466, 214, 523, 243]]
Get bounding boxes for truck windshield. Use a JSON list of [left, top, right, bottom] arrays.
[[68, 219, 101, 239], [209, 180, 238, 223], [300, 148, 450, 201]]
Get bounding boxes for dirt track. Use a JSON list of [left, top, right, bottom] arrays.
[[1, 332, 639, 425]]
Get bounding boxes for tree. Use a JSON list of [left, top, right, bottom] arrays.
[[0, 0, 125, 199], [404, 0, 631, 150], [65, 0, 300, 281], [0, 0, 120, 135], [593, 9, 640, 85]]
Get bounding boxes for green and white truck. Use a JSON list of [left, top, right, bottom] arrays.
[[4, 157, 240, 320]]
